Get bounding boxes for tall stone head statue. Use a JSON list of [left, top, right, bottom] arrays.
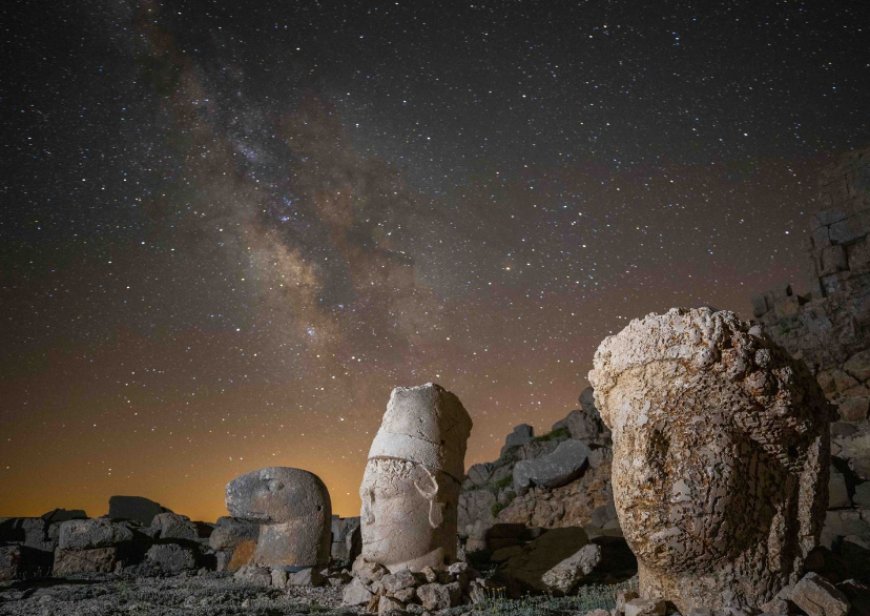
[[360, 383, 472, 572], [588, 308, 830, 613]]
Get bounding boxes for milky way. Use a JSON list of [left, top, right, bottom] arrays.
[[2, 0, 868, 520]]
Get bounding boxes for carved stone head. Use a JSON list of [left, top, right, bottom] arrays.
[[360, 383, 472, 572], [589, 308, 830, 612]]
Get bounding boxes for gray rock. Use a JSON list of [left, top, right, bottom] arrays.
[[624, 598, 666, 616], [417, 581, 461, 610], [501, 424, 534, 455], [342, 576, 375, 605], [466, 462, 494, 487], [845, 350, 870, 382], [789, 572, 850, 616], [829, 467, 851, 509], [287, 566, 325, 586], [854, 482, 870, 508], [150, 512, 199, 541], [58, 518, 136, 550], [146, 543, 198, 573], [540, 543, 602, 594], [513, 439, 590, 494], [551, 409, 606, 443], [108, 495, 168, 525], [53, 547, 121, 575], [233, 564, 272, 586], [378, 595, 405, 615], [381, 570, 418, 593], [0, 544, 52, 581]]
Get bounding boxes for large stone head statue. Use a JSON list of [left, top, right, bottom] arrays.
[[226, 467, 331, 568], [360, 383, 472, 573], [588, 308, 830, 613]]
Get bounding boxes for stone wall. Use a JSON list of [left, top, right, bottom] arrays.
[[753, 147, 870, 370]]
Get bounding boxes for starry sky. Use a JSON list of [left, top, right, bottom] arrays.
[[2, 0, 868, 522]]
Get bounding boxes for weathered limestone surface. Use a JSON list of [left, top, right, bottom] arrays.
[[360, 383, 472, 573], [225, 467, 331, 569], [589, 307, 832, 613]]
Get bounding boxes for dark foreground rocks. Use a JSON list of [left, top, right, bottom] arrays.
[[0, 570, 345, 616]]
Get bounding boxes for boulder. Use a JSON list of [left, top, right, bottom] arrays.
[[854, 482, 870, 508], [789, 572, 850, 616], [540, 543, 602, 594], [513, 439, 590, 495], [0, 544, 53, 581], [149, 512, 199, 541], [589, 308, 831, 613], [107, 495, 168, 525], [145, 543, 197, 573], [845, 350, 870, 382], [829, 467, 851, 509], [551, 409, 606, 444], [58, 518, 136, 550], [466, 462, 494, 487], [378, 595, 405, 615], [501, 424, 534, 455], [342, 577, 375, 605], [53, 547, 121, 575], [416, 581, 462, 610]]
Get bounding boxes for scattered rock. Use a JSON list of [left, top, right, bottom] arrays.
[[829, 467, 851, 509], [416, 581, 461, 610], [513, 439, 590, 495], [789, 572, 850, 616], [342, 577, 375, 605], [501, 424, 534, 455], [540, 543, 602, 594]]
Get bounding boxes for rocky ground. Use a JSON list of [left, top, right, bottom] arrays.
[[0, 571, 347, 616]]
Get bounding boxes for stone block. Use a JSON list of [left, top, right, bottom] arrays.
[[820, 245, 848, 276]]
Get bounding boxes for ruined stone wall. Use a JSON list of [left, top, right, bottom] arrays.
[[753, 148, 870, 371]]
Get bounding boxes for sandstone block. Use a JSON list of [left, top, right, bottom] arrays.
[[53, 547, 121, 575], [789, 572, 850, 616], [58, 518, 136, 550]]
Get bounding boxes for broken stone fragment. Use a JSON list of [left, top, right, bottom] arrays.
[[589, 307, 831, 613], [789, 572, 850, 616]]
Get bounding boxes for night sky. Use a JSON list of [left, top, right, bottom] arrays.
[[2, 1, 868, 522]]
